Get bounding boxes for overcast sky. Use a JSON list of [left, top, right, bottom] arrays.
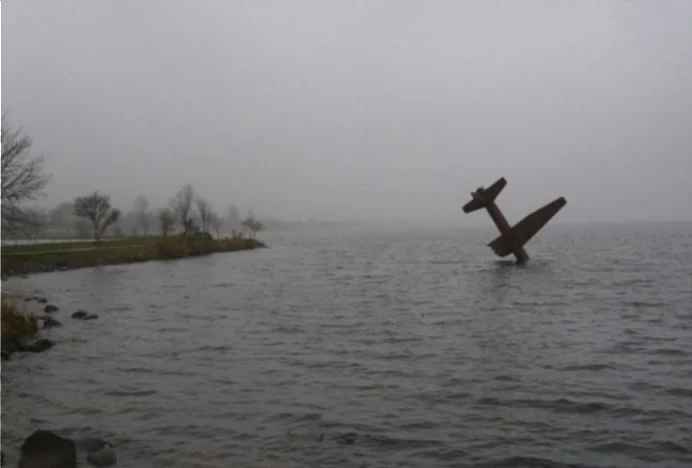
[[2, 1, 691, 224]]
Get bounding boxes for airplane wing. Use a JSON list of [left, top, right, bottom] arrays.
[[462, 177, 507, 213], [487, 196, 567, 257]]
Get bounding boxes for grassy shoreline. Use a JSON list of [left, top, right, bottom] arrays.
[[1, 299, 39, 343], [1, 235, 267, 278]]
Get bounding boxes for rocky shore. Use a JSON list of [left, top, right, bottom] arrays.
[[1, 296, 98, 361], [1, 295, 117, 467], [9, 430, 117, 468], [1, 237, 269, 466]]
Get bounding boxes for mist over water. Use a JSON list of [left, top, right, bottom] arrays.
[[2, 223, 691, 467]]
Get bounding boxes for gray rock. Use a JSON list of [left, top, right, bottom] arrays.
[[21, 338, 54, 353], [71, 310, 88, 319], [42, 316, 62, 328], [44, 304, 59, 313], [86, 444, 117, 467], [19, 429, 76, 468], [75, 437, 107, 453], [1, 340, 20, 357], [37, 298, 48, 304], [83, 314, 99, 320]]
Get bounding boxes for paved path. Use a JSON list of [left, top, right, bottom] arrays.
[[1, 244, 145, 256]]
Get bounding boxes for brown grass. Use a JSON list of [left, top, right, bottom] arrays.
[[1, 236, 266, 277], [1, 299, 38, 342]]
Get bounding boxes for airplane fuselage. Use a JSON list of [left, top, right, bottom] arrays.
[[472, 190, 529, 264], [462, 177, 565, 265]]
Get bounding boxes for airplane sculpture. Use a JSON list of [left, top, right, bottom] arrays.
[[462, 177, 566, 264]]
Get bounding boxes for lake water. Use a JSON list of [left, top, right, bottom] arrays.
[[2, 223, 691, 467]]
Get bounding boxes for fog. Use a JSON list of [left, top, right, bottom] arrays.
[[3, 1, 692, 225]]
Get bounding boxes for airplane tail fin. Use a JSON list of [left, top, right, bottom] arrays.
[[487, 197, 567, 257], [462, 177, 507, 213]]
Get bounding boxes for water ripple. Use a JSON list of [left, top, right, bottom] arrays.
[[2, 224, 692, 467]]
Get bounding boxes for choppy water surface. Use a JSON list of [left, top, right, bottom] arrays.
[[2, 223, 692, 467]]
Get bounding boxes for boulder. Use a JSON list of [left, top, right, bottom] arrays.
[[72, 310, 98, 320], [75, 438, 107, 453], [42, 316, 62, 328], [21, 338, 54, 353], [37, 298, 48, 304], [44, 305, 60, 313], [86, 444, 117, 467], [1, 340, 20, 359], [19, 429, 76, 468]]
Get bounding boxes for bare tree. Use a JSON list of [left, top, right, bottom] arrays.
[[75, 220, 91, 239], [133, 195, 151, 235], [158, 209, 176, 236], [226, 204, 241, 232], [243, 218, 265, 240], [24, 208, 48, 241], [210, 212, 223, 238], [73, 192, 121, 242], [196, 198, 213, 233], [241, 209, 264, 240], [133, 195, 148, 213], [1, 115, 51, 235], [169, 184, 195, 235], [116, 210, 139, 237], [48, 202, 76, 235]]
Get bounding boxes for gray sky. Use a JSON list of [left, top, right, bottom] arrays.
[[3, 1, 692, 224]]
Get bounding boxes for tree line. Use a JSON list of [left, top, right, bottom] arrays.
[[1, 115, 264, 241]]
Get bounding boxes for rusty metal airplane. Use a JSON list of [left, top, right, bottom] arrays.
[[462, 177, 566, 264]]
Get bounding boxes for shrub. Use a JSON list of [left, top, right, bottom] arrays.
[[1, 299, 38, 341], [191, 231, 213, 241], [155, 237, 190, 259]]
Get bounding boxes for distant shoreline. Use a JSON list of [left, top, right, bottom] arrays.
[[0, 235, 267, 279]]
